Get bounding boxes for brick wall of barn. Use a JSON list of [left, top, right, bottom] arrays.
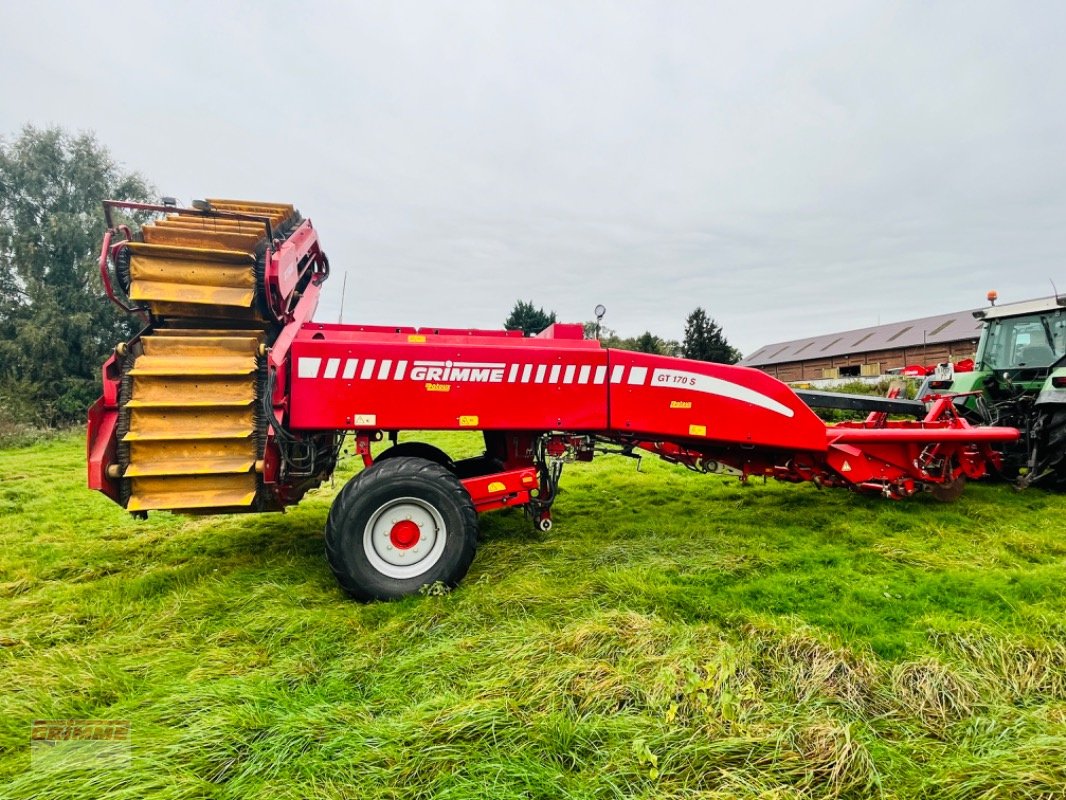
[[757, 338, 978, 382]]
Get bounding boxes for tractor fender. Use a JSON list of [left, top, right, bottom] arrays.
[[1036, 368, 1066, 405]]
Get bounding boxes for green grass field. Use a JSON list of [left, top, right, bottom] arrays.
[[2, 431, 1065, 799]]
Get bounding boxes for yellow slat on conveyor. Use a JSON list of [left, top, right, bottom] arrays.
[[167, 217, 270, 233], [127, 373, 256, 409], [125, 398, 252, 409], [126, 257, 253, 288], [129, 354, 256, 376], [142, 335, 260, 355], [148, 329, 264, 338], [126, 439, 256, 478], [125, 456, 255, 478], [122, 407, 254, 441], [127, 474, 258, 512], [142, 225, 261, 252], [125, 243, 255, 263], [206, 199, 294, 223], [130, 281, 255, 309]]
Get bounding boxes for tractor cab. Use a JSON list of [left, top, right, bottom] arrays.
[[977, 302, 1066, 377]]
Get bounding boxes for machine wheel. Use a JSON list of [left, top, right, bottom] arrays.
[[374, 442, 457, 473], [325, 457, 477, 601], [930, 474, 966, 503]]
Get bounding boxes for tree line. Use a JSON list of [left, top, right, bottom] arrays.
[[0, 126, 151, 429], [504, 300, 741, 363]]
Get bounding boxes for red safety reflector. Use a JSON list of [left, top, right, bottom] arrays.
[[928, 380, 953, 390], [1053, 376, 1066, 388]]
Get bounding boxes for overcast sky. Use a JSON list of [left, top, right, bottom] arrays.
[[2, 2, 1063, 354]]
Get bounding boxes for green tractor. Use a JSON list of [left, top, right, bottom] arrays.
[[921, 293, 1066, 488]]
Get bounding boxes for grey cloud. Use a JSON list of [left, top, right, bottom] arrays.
[[1, 1, 1063, 354]]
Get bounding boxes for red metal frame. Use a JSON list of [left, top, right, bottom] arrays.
[[86, 351, 125, 503]]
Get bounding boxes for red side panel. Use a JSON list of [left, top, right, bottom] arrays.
[[288, 331, 609, 431], [272, 220, 318, 298], [87, 397, 119, 501], [606, 351, 828, 452], [87, 351, 123, 503]]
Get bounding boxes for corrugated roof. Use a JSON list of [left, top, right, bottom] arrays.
[[740, 309, 983, 367]]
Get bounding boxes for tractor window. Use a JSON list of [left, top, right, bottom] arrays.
[[984, 311, 1066, 369]]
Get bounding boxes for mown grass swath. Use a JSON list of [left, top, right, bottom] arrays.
[[2, 431, 1065, 798]]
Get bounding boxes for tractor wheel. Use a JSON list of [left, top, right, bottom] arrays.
[[1033, 407, 1066, 488], [374, 442, 457, 473], [325, 457, 477, 601]]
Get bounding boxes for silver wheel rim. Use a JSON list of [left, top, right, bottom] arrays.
[[362, 496, 447, 580]]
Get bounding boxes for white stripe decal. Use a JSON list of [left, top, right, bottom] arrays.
[[297, 357, 321, 379], [563, 365, 576, 384], [578, 365, 591, 384], [549, 365, 561, 383], [650, 368, 795, 417], [508, 364, 519, 382], [360, 359, 376, 379], [394, 360, 408, 380], [521, 364, 533, 383], [610, 365, 625, 384], [628, 366, 648, 385], [593, 366, 607, 384], [377, 359, 392, 379], [342, 358, 358, 379], [323, 358, 341, 379], [535, 365, 547, 383]]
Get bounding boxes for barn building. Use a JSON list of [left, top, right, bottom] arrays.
[[740, 308, 983, 383]]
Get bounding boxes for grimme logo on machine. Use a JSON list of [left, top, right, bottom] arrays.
[[410, 361, 506, 382]]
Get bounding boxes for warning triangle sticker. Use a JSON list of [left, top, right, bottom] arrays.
[[841, 460, 852, 472]]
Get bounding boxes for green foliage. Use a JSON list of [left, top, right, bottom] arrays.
[[3, 431, 1066, 798], [825, 378, 918, 399], [682, 306, 741, 364], [0, 376, 54, 447], [504, 300, 556, 336], [807, 379, 921, 423], [635, 330, 661, 354], [0, 125, 152, 426]]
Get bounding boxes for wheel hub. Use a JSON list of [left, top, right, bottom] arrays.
[[389, 519, 421, 549], [363, 497, 448, 579]]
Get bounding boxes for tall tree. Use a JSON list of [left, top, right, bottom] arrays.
[[634, 330, 662, 354], [681, 307, 741, 364], [504, 300, 556, 336], [0, 125, 153, 424]]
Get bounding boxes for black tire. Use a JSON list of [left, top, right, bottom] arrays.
[[1033, 407, 1066, 488], [375, 442, 456, 473], [325, 457, 477, 601]]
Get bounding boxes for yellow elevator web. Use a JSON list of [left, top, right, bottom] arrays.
[[118, 200, 295, 513]]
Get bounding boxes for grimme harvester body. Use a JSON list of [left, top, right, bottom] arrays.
[[88, 200, 1019, 600]]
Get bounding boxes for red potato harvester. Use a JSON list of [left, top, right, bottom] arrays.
[[87, 199, 1019, 600]]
